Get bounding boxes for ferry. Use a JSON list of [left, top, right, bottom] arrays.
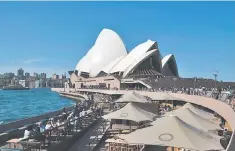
[[2, 85, 30, 90]]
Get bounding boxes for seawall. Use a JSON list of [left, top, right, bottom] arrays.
[[51, 88, 89, 101], [0, 106, 73, 133], [60, 93, 84, 101]]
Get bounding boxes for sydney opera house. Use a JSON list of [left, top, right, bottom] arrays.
[[74, 28, 178, 78], [68, 29, 234, 89]]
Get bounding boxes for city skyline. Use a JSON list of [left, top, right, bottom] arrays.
[[0, 67, 67, 88], [0, 2, 234, 81], [0, 68, 65, 79]]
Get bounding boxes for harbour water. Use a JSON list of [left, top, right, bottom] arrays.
[[0, 88, 75, 124]]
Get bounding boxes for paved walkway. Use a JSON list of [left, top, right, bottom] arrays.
[[67, 120, 102, 151], [52, 88, 235, 151]]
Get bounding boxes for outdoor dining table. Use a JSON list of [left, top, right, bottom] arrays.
[[6, 138, 21, 149]]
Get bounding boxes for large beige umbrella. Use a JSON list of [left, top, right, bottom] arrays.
[[118, 116, 223, 151], [102, 102, 156, 122], [138, 92, 180, 101], [134, 102, 159, 115], [183, 103, 215, 120], [164, 107, 221, 131], [115, 91, 149, 103]]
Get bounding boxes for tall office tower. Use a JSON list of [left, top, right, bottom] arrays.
[[17, 68, 24, 80], [25, 72, 30, 79]]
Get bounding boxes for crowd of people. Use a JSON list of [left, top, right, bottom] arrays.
[[7, 95, 106, 151], [159, 104, 172, 116]]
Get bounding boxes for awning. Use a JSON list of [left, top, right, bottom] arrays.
[[164, 107, 221, 131], [102, 102, 156, 122], [118, 116, 223, 151], [115, 91, 149, 103]]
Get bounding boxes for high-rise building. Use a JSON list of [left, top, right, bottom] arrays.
[[17, 68, 24, 78], [4, 72, 15, 79], [52, 74, 59, 80], [40, 73, 46, 79], [33, 73, 39, 78], [62, 74, 66, 79], [25, 72, 30, 79]]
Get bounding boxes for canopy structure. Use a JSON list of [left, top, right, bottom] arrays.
[[118, 116, 223, 151], [115, 91, 149, 103], [102, 102, 156, 122], [138, 92, 180, 101], [164, 107, 221, 131], [133, 102, 159, 115], [183, 103, 215, 120]]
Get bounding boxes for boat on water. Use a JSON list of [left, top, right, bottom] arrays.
[[2, 85, 30, 90]]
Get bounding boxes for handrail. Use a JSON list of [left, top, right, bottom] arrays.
[[88, 119, 109, 151], [0, 106, 74, 133], [17, 111, 97, 150], [139, 144, 145, 151]]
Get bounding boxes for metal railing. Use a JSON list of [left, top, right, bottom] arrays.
[[88, 120, 110, 151], [1, 110, 99, 151]]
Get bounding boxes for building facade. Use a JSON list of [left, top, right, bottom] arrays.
[[17, 68, 24, 80]]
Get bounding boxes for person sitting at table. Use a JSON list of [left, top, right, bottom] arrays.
[[34, 124, 46, 142], [50, 119, 57, 128], [20, 126, 33, 140], [74, 115, 80, 130], [38, 122, 46, 133], [56, 118, 66, 127], [56, 119, 61, 127], [45, 121, 53, 130], [73, 103, 79, 116]]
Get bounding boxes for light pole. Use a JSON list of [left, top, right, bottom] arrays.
[[173, 78, 177, 90], [213, 71, 218, 89], [194, 77, 196, 95]]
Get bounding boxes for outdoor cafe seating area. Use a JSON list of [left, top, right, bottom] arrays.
[[0, 107, 99, 151], [100, 91, 232, 151]]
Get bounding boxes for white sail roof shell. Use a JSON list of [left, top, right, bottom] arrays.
[[102, 56, 125, 74], [75, 29, 127, 77], [123, 49, 159, 77], [104, 40, 157, 74], [161, 54, 179, 76], [162, 54, 173, 68]]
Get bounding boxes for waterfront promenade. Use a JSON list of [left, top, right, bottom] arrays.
[[52, 88, 235, 151], [0, 93, 106, 151]]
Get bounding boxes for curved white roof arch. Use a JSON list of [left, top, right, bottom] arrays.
[[101, 56, 126, 74], [162, 54, 179, 76], [75, 29, 127, 77], [123, 49, 162, 77], [108, 40, 159, 74]]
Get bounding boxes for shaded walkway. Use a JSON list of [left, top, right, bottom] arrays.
[[67, 120, 102, 151]]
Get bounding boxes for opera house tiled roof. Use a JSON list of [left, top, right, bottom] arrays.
[[75, 28, 179, 78]]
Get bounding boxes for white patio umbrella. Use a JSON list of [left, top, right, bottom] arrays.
[[115, 91, 149, 103], [164, 107, 221, 131], [183, 103, 215, 120], [118, 116, 223, 151], [102, 102, 156, 122], [142, 92, 180, 101]]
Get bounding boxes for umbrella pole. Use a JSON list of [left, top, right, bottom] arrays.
[[129, 121, 131, 132]]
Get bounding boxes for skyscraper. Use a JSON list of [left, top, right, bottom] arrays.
[[17, 68, 24, 80], [25, 72, 30, 79], [52, 74, 59, 80], [40, 73, 46, 79], [4, 72, 15, 79], [33, 73, 39, 78]]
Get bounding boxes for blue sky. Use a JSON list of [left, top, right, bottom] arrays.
[[0, 2, 234, 81]]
